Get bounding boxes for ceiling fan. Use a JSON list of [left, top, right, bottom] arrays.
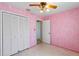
[[29, 2, 57, 12]]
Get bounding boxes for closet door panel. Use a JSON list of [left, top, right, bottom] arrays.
[[23, 18, 29, 49], [18, 18, 24, 51], [10, 14, 18, 55], [18, 17, 29, 51], [3, 12, 19, 55], [3, 13, 12, 56]]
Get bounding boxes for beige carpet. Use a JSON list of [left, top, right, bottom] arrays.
[[13, 43, 79, 56]]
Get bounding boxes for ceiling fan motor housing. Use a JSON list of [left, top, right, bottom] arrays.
[[40, 2, 47, 10]]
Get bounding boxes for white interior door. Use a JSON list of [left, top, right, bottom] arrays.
[[10, 14, 18, 55], [18, 18, 24, 51], [18, 16, 29, 51], [2, 12, 29, 55], [3, 13, 12, 56], [42, 20, 50, 44], [3, 12, 18, 55], [22, 18, 29, 49]]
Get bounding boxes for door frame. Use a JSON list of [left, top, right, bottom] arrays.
[[50, 20, 52, 45], [36, 20, 42, 44]]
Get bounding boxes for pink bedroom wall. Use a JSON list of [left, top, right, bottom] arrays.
[[0, 3, 42, 47], [48, 7, 79, 52]]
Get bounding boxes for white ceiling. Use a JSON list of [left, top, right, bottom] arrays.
[[4, 2, 79, 16]]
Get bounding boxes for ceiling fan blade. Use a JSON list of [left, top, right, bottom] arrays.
[[29, 4, 40, 6], [46, 4, 57, 9]]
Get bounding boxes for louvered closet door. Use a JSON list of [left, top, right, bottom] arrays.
[[3, 13, 12, 56]]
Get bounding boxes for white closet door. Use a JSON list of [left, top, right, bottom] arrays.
[[42, 20, 50, 44], [18, 17, 29, 51], [22, 17, 29, 49], [10, 14, 18, 55], [3, 12, 18, 55], [3, 13, 12, 56], [18, 18, 24, 51]]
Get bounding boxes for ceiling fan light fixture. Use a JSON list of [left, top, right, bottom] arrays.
[[40, 10, 44, 13], [29, 2, 57, 13], [46, 9, 50, 12]]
